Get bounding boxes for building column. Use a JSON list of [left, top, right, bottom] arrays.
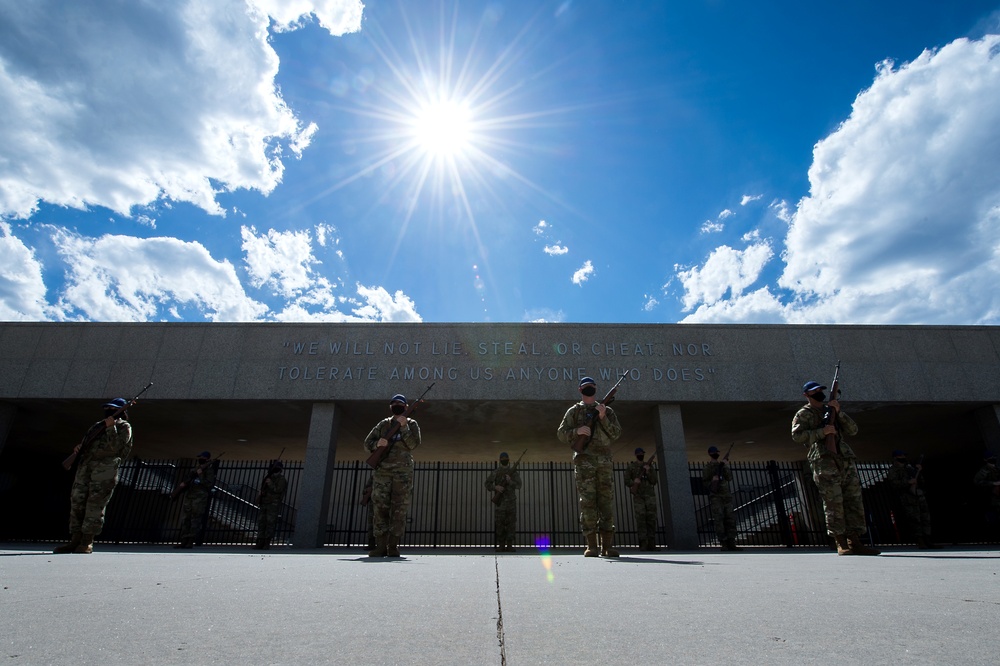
[[0, 403, 15, 457], [293, 402, 340, 548], [653, 403, 698, 549], [974, 405, 1000, 454]]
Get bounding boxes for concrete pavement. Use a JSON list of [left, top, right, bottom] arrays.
[[2, 543, 999, 665]]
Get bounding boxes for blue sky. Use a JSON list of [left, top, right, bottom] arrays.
[[2, 0, 1000, 324]]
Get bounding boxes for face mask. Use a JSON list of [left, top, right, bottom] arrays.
[[581, 386, 597, 397], [710, 454, 719, 460], [810, 391, 826, 402], [500, 460, 509, 466], [636, 455, 644, 462], [896, 458, 907, 464], [390, 404, 405, 415]]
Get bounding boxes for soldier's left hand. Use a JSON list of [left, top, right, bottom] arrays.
[[104, 416, 116, 427], [394, 414, 408, 426], [595, 403, 607, 419]]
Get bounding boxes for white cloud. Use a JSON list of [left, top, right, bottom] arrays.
[[676, 242, 773, 311], [741, 194, 763, 206], [533, 220, 548, 235], [572, 260, 594, 285], [0, 222, 51, 319], [544, 244, 569, 255], [251, 0, 363, 36], [52, 229, 268, 321], [700, 221, 724, 234], [0, 0, 352, 219], [718, 209, 734, 219], [769, 199, 792, 223], [741, 229, 761, 242], [242, 226, 318, 298], [643, 296, 658, 312], [679, 35, 1000, 325], [351, 285, 422, 322], [523, 308, 565, 323]]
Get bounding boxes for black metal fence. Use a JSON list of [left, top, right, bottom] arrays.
[[32, 457, 993, 548], [101, 458, 303, 546]]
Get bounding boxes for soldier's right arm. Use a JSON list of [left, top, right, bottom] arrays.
[[364, 421, 384, 452], [557, 405, 580, 444], [791, 408, 822, 446]]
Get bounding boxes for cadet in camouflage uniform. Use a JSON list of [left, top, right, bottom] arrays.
[[558, 376, 623, 557], [485, 451, 522, 552], [973, 451, 1000, 529], [254, 459, 287, 550], [792, 380, 879, 556], [886, 450, 937, 548], [702, 445, 739, 551], [364, 393, 421, 557], [175, 451, 217, 549], [54, 398, 133, 555], [625, 447, 659, 551]]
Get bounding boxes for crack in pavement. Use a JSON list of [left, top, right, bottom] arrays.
[[495, 555, 507, 665]]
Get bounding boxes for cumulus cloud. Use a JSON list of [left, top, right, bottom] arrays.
[[533, 220, 548, 235], [242, 226, 318, 298], [678, 35, 1000, 325], [572, 260, 594, 285], [676, 243, 773, 311], [0, 0, 360, 219], [741, 194, 763, 206], [52, 229, 268, 321], [544, 244, 569, 255], [0, 222, 51, 319], [700, 221, 724, 234]]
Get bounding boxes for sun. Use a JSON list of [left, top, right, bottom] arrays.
[[412, 98, 473, 158]]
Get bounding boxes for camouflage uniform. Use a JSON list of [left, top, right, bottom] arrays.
[[973, 462, 1000, 518], [484, 462, 522, 549], [558, 401, 622, 537], [364, 416, 420, 539], [68, 417, 133, 537], [255, 468, 287, 548], [702, 459, 737, 546], [886, 461, 932, 542], [791, 403, 864, 537], [179, 460, 217, 542], [625, 458, 658, 549]]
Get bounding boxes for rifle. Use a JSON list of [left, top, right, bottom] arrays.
[[709, 443, 735, 493], [171, 452, 224, 500], [257, 447, 285, 503], [909, 454, 924, 495], [491, 449, 527, 504], [62, 382, 153, 471], [365, 383, 435, 469], [822, 361, 842, 455], [570, 373, 627, 454], [629, 452, 657, 496]]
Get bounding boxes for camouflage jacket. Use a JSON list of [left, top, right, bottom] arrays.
[[484, 464, 522, 506], [791, 404, 859, 463], [625, 460, 658, 497], [364, 417, 421, 469], [260, 471, 287, 505], [186, 461, 216, 498], [702, 460, 732, 496], [557, 402, 622, 463], [886, 462, 924, 496], [81, 418, 133, 464], [973, 464, 1000, 489]]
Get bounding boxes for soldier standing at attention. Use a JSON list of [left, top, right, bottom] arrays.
[[485, 451, 522, 552], [886, 450, 937, 549], [254, 459, 287, 550], [973, 451, 1000, 529], [54, 398, 133, 555], [174, 451, 217, 549], [625, 447, 659, 551], [703, 446, 739, 551], [792, 380, 880, 556], [364, 393, 421, 557], [558, 376, 623, 557]]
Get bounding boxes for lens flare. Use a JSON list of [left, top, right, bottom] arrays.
[[535, 533, 554, 583]]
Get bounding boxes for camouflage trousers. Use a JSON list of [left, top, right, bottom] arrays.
[[896, 490, 932, 538], [180, 491, 210, 539], [709, 493, 737, 541], [493, 502, 517, 543], [68, 457, 121, 536], [574, 458, 615, 535], [372, 465, 414, 538], [631, 492, 658, 541], [257, 501, 282, 541], [810, 455, 866, 536]]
